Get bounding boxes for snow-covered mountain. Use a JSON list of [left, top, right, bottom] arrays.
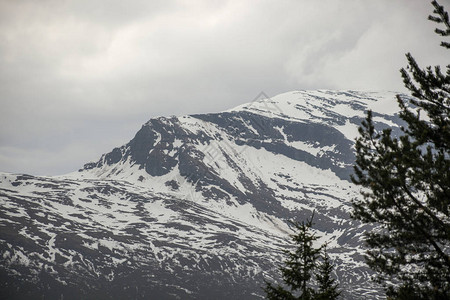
[[0, 90, 406, 299]]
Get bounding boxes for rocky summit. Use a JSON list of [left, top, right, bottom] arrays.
[[0, 90, 408, 299]]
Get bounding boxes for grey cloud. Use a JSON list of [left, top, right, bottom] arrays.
[[0, 0, 448, 175]]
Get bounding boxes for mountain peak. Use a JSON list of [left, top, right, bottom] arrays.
[[230, 89, 399, 118], [0, 90, 408, 299], [77, 90, 405, 184]]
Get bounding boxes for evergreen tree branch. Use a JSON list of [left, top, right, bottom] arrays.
[[430, 0, 450, 48]]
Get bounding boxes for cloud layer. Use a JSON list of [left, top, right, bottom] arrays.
[[0, 0, 448, 175]]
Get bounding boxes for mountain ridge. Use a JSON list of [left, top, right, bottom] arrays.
[[0, 90, 408, 299]]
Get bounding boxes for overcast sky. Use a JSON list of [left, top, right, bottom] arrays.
[[0, 0, 448, 176]]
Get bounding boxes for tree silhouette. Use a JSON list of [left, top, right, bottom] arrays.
[[264, 214, 340, 300], [351, 1, 450, 298]]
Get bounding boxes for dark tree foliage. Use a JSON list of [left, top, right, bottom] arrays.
[[313, 247, 341, 300], [351, 1, 450, 299], [264, 214, 340, 300]]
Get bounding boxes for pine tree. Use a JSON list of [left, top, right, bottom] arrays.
[[351, 1, 450, 298], [313, 247, 341, 300], [264, 214, 340, 300]]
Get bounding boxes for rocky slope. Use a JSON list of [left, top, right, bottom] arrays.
[[0, 90, 407, 299]]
